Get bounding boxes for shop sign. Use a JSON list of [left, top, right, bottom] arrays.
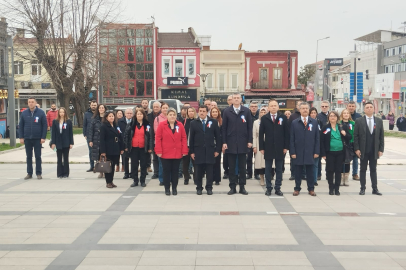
[[161, 89, 197, 101], [167, 77, 188, 86]]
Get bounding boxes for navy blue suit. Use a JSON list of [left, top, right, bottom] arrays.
[[290, 117, 320, 191]]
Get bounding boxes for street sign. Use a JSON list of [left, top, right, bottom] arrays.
[[326, 58, 344, 66]]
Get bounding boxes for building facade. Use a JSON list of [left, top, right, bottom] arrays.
[[0, 17, 7, 137], [157, 28, 200, 106], [244, 50, 302, 110]]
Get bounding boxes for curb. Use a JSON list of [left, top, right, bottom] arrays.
[[0, 145, 25, 155]]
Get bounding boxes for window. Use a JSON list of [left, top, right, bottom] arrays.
[[31, 60, 41, 75], [392, 48, 396, 56], [0, 49, 3, 77], [231, 74, 238, 90], [385, 66, 389, 73], [398, 64, 402, 72], [175, 59, 183, 76], [146, 47, 152, 62], [385, 49, 389, 57], [206, 74, 212, 89], [219, 74, 225, 91], [188, 59, 195, 76], [391, 65, 395, 72], [399, 46, 402, 54], [14, 61, 23, 75], [163, 59, 170, 76]]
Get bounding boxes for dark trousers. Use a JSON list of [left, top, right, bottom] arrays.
[[318, 158, 322, 177], [130, 147, 147, 184], [56, 147, 70, 177], [294, 164, 314, 191], [389, 124, 394, 130], [213, 152, 222, 183], [196, 163, 214, 191], [246, 148, 253, 177], [123, 155, 130, 175], [360, 152, 378, 190], [228, 153, 246, 188], [105, 155, 119, 184], [25, 139, 42, 175], [326, 151, 344, 191], [161, 158, 181, 190], [265, 158, 283, 191], [152, 151, 159, 175], [182, 155, 195, 181], [223, 153, 229, 174], [88, 143, 94, 169]]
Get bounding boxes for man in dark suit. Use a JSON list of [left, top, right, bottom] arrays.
[[354, 102, 384, 196], [222, 95, 233, 179], [316, 100, 330, 180], [290, 102, 320, 196], [259, 99, 289, 196], [189, 105, 221, 195], [147, 101, 161, 178], [288, 100, 302, 180], [222, 93, 253, 195], [247, 101, 259, 180], [118, 108, 133, 179]]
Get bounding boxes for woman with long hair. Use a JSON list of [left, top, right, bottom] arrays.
[[154, 102, 169, 185], [253, 107, 267, 186], [155, 108, 188, 195], [309, 107, 322, 186], [320, 111, 351, 195], [211, 106, 223, 185], [124, 108, 152, 187], [50, 107, 74, 178], [182, 106, 197, 185], [387, 111, 395, 130], [115, 110, 124, 172], [88, 104, 106, 178], [99, 111, 124, 188], [340, 109, 355, 186]]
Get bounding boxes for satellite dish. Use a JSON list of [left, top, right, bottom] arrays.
[[238, 43, 242, 50]]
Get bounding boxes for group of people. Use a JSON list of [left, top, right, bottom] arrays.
[[19, 94, 385, 197]]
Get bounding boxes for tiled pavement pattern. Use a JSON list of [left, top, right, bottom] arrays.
[[0, 164, 405, 269]]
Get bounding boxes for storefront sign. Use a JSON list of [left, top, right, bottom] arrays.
[[161, 89, 197, 101], [326, 58, 344, 66], [277, 99, 287, 108], [167, 77, 188, 86], [204, 95, 229, 105]]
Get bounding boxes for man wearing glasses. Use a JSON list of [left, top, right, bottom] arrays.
[[222, 95, 233, 179], [317, 101, 330, 181]]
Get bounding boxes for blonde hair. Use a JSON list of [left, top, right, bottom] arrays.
[[56, 107, 69, 122], [187, 107, 197, 119], [340, 109, 353, 122]]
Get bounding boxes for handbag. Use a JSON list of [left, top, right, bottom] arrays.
[[94, 155, 112, 173], [338, 124, 354, 164]]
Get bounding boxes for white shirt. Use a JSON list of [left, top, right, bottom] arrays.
[[200, 117, 208, 123], [366, 116, 375, 133], [233, 105, 241, 114], [126, 118, 132, 124], [271, 114, 277, 121], [59, 123, 63, 134], [301, 116, 309, 123]]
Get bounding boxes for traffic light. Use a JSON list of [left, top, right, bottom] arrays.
[[341, 78, 343, 84], [401, 92, 405, 102], [366, 70, 369, 80], [332, 94, 336, 101]]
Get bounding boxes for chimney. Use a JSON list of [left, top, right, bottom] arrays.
[[16, 28, 25, 38], [198, 35, 211, 51]]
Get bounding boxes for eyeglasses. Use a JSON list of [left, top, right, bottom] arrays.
[[321, 106, 329, 108]]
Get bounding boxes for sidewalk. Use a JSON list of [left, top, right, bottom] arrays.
[[1, 135, 406, 164]]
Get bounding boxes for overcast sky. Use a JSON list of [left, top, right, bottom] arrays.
[[120, 0, 406, 69]]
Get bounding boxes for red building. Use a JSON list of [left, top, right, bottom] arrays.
[[244, 50, 303, 110]]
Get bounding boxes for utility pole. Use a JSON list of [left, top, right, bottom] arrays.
[[6, 36, 16, 147], [98, 60, 103, 104]]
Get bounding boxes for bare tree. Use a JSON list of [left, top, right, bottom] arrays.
[[5, 0, 119, 127]]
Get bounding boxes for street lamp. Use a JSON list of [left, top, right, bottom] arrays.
[[197, 73, 211, 105]]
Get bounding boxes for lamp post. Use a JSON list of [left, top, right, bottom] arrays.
[[315, 37, 330, 101], [197, 73, 211, 105]]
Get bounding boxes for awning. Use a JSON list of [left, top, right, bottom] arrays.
[[244, 90, 305, 97]]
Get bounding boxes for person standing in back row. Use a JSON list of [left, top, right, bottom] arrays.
[[222, 93, 253, 195], [346, 101, 361, 180], [83, 100, 98, 172], [247, 101, 259, 180], [19, 97, 47, 180], [354, 102, 384, 196], [316, 100, 330, 181]]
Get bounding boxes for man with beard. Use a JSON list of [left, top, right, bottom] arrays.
[[46, 103, 58, 143], [141, 99, 152, 114], [83, 100, 98, 172]]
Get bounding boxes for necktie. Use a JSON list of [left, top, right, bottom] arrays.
[[369, 118, 373, 134], [202, 120, 205, 132], [235, 109, 240, 115], [272, 115, 275, 123], [303, 118, 307, 127]]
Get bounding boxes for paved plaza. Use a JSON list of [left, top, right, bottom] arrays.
[[0, 136, 406, 269]]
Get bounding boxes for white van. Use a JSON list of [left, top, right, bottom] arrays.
[[148, 99, 184, 113]]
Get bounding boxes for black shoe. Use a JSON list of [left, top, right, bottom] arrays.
[[130, 182, 138, 187], [254, 175, 260, 180], [159, 182, 164, 186], [86, 168, 94, 172], [329, 190, 334, 195], [317, 176, 321, 180], [123, 175, 130, 179], [215, 182, 220, 185], [359, 188, 365, 195], [227, 188, 237, 195], [184, 180, 189, 185], [265, 189, 272, 196], [335, 190, 340, 196], [197, 190, 202, 195], [178, 173, 183, 178], [207, 190, 213, 195], [223, 173, 229, 179], [151, 174, 158, 179], [165, 189, 170, 196], [275, 190, 283, 196], [239, 187, 248, 195], [314, 183, 318, 186], [172, 189, 177, 196], [302, 176, 307, 180], [246, 175, 252, 180], [289, 176, 294, 180], [372, 189, 382, 196], [141, 182, 146, 187]]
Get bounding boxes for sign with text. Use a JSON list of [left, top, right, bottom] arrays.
[[204, 95, 229, 105], [326, 58, 344, 66], [161, 89, 197, 101], [167, 77, 188, 86]]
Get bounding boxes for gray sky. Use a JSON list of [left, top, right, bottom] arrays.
[[121, 0, 406, 69]]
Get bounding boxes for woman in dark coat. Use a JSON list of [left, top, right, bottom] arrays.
[[50, 107, 74, 178], [88, 104, 106, 178], [182, 107, 196, 185], [99, 111, 124, 188], [320, 111, 352, 196], [124, 108, 152, 187], [114, 109, 124, 172], [211, 107, 223, 185]]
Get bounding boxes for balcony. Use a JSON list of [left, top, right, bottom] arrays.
[[251, 80, 283, 90]]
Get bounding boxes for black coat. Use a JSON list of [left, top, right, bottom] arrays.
[[259, 113, 290, 160], [288, 110, 301, 128], [88, 115, 102, 161], [189, 118, 221, 164], [82, 108, 94, 137], [147, 111, 160, 147], [354, 116, 384, 160], [320, 123, 351, 157], [317, 112, 329, 127], [117, 117, 129, 140], [99, 122, 124, 156], [396, 117, 406, 131], [183, 118, 194, 139], [123, 119, 153, 154], [290, 117, 320, 165], [222, 106, 253, 154], [51, 119, 74, 149]]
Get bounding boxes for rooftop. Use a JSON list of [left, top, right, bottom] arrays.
[[158, 31, 200, 48], [354, 30, 406, 43]]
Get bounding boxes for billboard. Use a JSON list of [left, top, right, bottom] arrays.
[[326, 58, 344, 66]]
